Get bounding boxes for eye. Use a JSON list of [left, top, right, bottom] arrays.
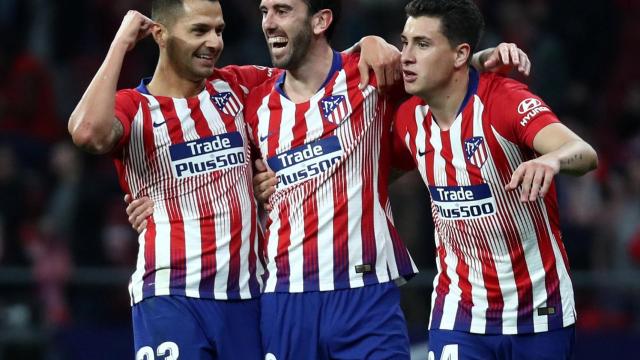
[[418, 41, 430, 49]]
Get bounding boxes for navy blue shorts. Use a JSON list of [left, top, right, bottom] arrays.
[[132, 296, 262, 360], [428, 325, 575, 360], [260, 282, 410, 360]]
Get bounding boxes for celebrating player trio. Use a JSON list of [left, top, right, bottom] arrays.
[[69, 0, 596, 359]]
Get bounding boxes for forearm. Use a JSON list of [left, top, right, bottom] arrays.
[[470, 47, 493, 72], [68, 41, 127, 154], [543, 139, 598, 176]]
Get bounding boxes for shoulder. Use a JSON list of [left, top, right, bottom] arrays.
[[397, 96, 425, 119]]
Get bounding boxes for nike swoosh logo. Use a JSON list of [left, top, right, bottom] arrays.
[[418, 149, 427, 156], [259, 131, 273, 142], [152, 121, 166, 128]]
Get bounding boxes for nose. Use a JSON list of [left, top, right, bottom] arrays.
[[401, 45, 415, 65], [262, 10, 276, 33], [205, 31, 223, 51]]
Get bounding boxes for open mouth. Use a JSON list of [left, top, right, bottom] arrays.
[[268, 36, 289, 49], [402, 70, 417, 82], [195, 54, 214, 60]]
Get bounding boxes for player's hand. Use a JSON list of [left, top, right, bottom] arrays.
[[505, 156, 559, 202], [113, 10, 156, 51], [253, 159, 277, 211], [357, 36, 402, 92], [481, 43, 531, 76], [124, 194, 154, 233]]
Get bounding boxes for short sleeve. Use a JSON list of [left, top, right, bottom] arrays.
[[391, 107, 417, 171], [218, 65, 280, 96], [112, 89, 138, 154], [488, 77, 560, 149]]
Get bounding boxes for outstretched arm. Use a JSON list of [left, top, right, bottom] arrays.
[[68, 11, 155, 154], [505, 123, 598, 202]]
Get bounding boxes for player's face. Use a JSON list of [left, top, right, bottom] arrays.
[[260, 0, 313, 70], [164, 0, 225, 81], [401, 16, 457, 98]]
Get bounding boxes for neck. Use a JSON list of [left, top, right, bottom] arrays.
[[422, 67, 470, 131], [147, 56, 206, 98], [283, 40, 334, 103]]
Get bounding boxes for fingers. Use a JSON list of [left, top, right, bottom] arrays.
[[507, 44, 520, 66], [126, 196, 154, 231], [506, 162, 555, 202], [527, 167, 545, 201], [124, 193, 132, 204], [483, 53, 499, 70], [252, 159, 277, 206], [505, 165, 524, 192], [539, 170, 554, 198], [358, 60, 370, 90], [255, 158, 267, 173], [373, 62, 387, 91], [136, 220, 148, 234], [499, 45, 510, 66], [519, 50, 531, 76]]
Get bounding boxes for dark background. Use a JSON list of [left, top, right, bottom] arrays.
[[1, 0, 639, 358]]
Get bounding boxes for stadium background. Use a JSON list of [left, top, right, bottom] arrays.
[[0, 0, 638, 358]]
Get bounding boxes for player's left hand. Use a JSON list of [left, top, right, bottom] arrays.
[[505, 156, 559, 202], [357, 36, 402, 92], [481, 43, 531, 76], [125, 194, 154, 233], [253, 159, 277, 211]]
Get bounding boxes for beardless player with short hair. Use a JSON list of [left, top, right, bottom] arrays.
[[393, 0, 597, 358]]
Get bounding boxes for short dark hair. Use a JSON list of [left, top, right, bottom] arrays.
[[405, 0, 484, 53], [152, 0, 218, 26], [302, 0, 341, 40]]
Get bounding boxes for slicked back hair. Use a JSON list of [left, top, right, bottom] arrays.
[[301, 0, 341, 40], [405, 0, 484, 54], [152, 0, 219, 27]]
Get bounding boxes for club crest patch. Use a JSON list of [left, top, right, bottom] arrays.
[[464, 136, 488, 168]]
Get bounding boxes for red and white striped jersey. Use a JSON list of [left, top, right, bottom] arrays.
[[394, 70, 576, 335], [112, 66, 275, 304], [245, 51, 418, 293]]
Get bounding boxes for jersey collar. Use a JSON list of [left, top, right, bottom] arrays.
[[135, 77, 152, 95], [457, 67, 480, 115]]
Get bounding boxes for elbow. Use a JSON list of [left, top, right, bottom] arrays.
[[587, 145, 599, 172], [68, 115, 112, 154]]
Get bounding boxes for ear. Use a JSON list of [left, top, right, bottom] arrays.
[[312, 9, 333, 36], [151, 23, 168, 48], [454, 43, 471, 69]]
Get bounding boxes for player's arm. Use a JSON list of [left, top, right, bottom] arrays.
[[345, 36, 402, 92], [68, 11, 155, 154], [471, 43, 531, 76], [505, 124, 598, 202]]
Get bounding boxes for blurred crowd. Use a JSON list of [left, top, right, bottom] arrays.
[[1, 0, 639, 357]]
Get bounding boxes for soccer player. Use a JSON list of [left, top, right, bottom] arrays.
[[393, 0, 598, 359], [68, 2, 266, 358], [245, 1, 417, 358], [246, 0, 529, 359]]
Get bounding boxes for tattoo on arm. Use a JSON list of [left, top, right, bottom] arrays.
[[560, 153, 583, 167]]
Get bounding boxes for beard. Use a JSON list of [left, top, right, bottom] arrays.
[[270, 23, 313, 70]]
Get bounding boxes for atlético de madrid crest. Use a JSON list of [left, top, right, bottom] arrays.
[[464, 136, 488, 168], [319, 95, 348, 124], [211, 92, 240, 117]]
